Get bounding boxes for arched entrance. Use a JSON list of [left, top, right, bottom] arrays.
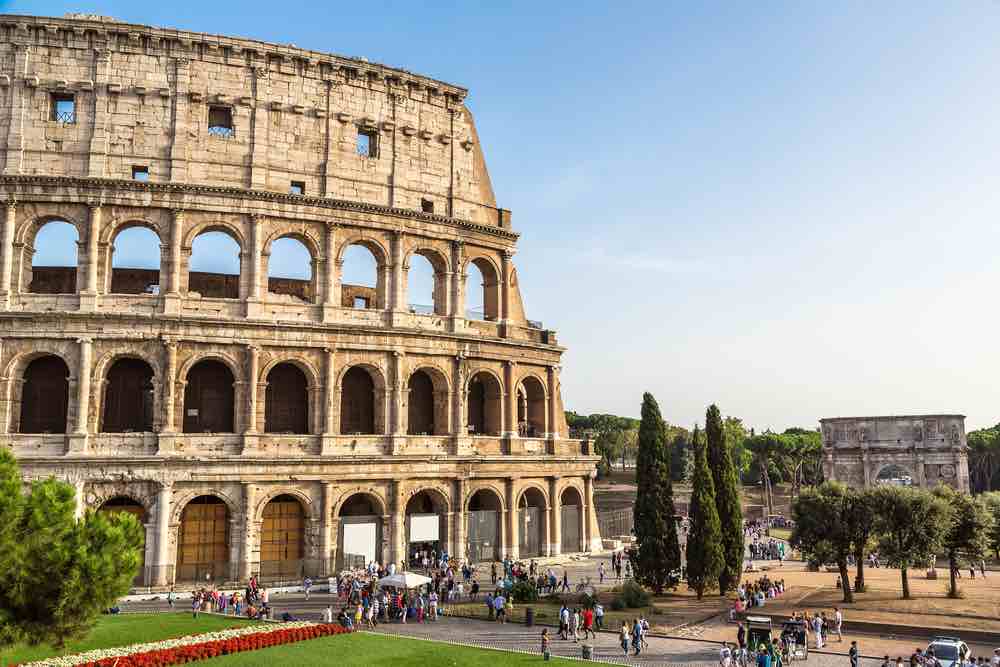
[[407, 370, 435, 435], [337, 493, 383, 570], [875, 464, 914, 486], [340, 366, 375, 434], [101, 358, 155, 432], [405, 490, 448, 567], [467, 489, 502, 563], [518, 376, 546, 438], [560, 486, 584, 554], [18, 355, 70, 434], [98, 496, 147, 586], [259, 494, 305, 582], [518, 487, 547, 558], [176, 496, 230, 583], [183, 360, 235, 433], [467, 371, 502, 436], [264, 363, 309, 434]]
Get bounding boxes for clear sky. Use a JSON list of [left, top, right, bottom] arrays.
[[8, 0, 1000, 431]]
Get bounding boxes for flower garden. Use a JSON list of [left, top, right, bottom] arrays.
[[7, 620, 350, 667]]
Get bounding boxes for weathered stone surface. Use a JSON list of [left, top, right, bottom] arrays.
[[0, 14, 601, 588]]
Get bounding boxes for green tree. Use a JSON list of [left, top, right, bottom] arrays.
[[981, 492, 1000, 559], [745, 433, 781, 517], [631, 393, 681, 593], [844, 488, 876, 593], [0, 449, 144, 649], [932, 485, 993, 598], [723, 417, 750, 477], [706, 405, 743, 593], [872, 485, 951, 599], [669, 431, 691, 482], [790, 482, 855, 602], [686, 425, 724, 599]]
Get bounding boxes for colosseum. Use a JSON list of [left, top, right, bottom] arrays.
[[0, 13, 600, 588]]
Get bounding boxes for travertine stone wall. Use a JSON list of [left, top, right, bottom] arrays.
[[0, 14, 599, 589]]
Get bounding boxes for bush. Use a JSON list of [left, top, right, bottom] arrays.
[[596, 459, 612, 479], [610, 597, 625, 611], [579, 592, 597, 609], [511, 581, 538, 603], [620, 581, 650, 608]]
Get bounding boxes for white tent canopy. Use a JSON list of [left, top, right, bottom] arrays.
[[377, 571, 432, 589]]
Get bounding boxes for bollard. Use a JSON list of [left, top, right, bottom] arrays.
[[525, 606, 534, 628], [582, 644, 593, 660]]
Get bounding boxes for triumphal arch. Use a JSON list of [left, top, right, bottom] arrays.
[[820, 415, 970, 492], [0, 13, 601, 588]]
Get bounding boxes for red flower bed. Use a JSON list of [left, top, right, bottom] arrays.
[[29, 624, 352, 667]]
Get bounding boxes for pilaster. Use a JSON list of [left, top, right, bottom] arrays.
[[322, 223, 339, 322], [549, 476, 562, 556], [153, 481, 173, 587], [506, 478, 519, 560], [157, 338, 178, 455], [78, 204, 102, 311], [245, 214, 264, 318], [68, 337, 93, 454], [0, 200, 15, 308], [86, 49, 112, 178], [162, 209, 184, 314]]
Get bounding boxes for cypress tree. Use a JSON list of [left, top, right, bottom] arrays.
[[706, 404, 744, 593], [686, 424, 724, 600], [631, 392, 682, 593]]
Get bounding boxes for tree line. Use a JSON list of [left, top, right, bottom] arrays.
[[791, 481, 1000, 601], [629, 394, 744, 599]]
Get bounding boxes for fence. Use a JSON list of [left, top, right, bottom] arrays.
[[597, 508, 633, 540]]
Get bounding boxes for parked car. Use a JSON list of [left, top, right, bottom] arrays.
[[927, 637, 970, 667]]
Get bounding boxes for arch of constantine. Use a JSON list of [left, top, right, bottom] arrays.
[[820, 414, 970, 491], [0, 14, 601, 588]]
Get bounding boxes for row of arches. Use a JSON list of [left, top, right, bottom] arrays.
[[28, 219, 501, 320], [97, 484, 587, 584], [16, 354, 549, 437]]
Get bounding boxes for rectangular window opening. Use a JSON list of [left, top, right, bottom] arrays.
[[356, 129, 378, 158], [50, 93, 76, 123], [420, 198, 434, 214], [353, 296, 369, 310], [290, 181, 305, 196], [208, 105, 235, 138], [132, 165, 150, 181]]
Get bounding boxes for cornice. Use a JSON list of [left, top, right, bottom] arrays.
[[0, 14, 468, 101], [0, 175, 519, 242]]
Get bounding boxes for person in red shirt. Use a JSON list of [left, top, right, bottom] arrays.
[[583, 607, 596, 639]]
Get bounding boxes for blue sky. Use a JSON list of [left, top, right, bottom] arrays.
[[9, 1, 1000, 430]]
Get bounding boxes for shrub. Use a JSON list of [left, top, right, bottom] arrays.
[[610, 597, 625, 611], [511, 581, 538, 603], [620, 581, 650, 608], [579, 592, 597, 609]]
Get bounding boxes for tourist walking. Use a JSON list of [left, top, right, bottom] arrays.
[[303, 576, 312, 600], [850, 641, 860, 667], [620, 622, 630, 656], [835, 607, 843, 642]]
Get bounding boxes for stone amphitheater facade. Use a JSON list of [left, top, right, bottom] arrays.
[[0, 14, 600, 588]]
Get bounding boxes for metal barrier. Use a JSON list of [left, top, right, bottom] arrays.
[[597, 508, 633, 540]]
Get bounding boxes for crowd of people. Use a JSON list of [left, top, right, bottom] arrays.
[[733, 575, 786, 612], [888, 646, 1000, 667], [181, 575, 272, 620]]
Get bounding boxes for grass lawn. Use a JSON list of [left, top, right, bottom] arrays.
[[198, 631, 612, 666], [769, 527, 792, 541], [1, 613, 253, 666]]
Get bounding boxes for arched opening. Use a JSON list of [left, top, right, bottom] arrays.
[[405, 490, 448, 567], [267, 236, 314, 302], [18, 355, 70, 434], [101, 358, 155, 433], [560, 486, 584, 554], [466, 489, 502, 563], [875, 464, 914, 486], [518, 487, 547, 558], [183, 360, 235, 433], [259, 494, 305, 582], [407, 250, 448, 316], [407, 370, 435, 436], [189, 230, 240, 299], [98, 497, 147, 585], [110, 226, 162, 295], [341, 244, 380, 310], [466, 257, 499, 321], [340, 366, 376, 435], [264, 363, 309, 434], [176, 495, 230, 584], [518, 376, 546, 438], [467, 371, 502, 436], [338, 493, 383, 570], [29, 220, 78, 294]]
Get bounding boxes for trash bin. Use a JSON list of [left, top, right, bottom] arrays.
[[525, 606, 534, 627], [582, 644, 593, 660]]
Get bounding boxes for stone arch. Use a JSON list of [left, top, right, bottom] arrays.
[[405, 364, 450, 436], [516, 483, 549, 558], [182, 356, 238, 433], [466, 367, 504, 436], [336, 235, 389, 266], [338, 362, 387, 435], [264, 229, 320, 304], [17, 354, 71, 434], [104, 219, 164, 295], [171, 489, 240, 525], [334, 487, 389, 518], [465, 483, 507, 512], [874, 463, 915, 485], [97, 493, 151, 518], [253, 487, 317, 523], [174, 492, 235, 583], [22, 217, 81, 295], [404, 485, 451, 563], [517, 373, 547, 438], [465, 484, 505, 563], [258, 492, 309, 581], [185, 223, 244, 299], [404, 246, 450, 316], [100, 356, 156, 433], [516, 482, 551, 511], [558, 482, 586, 554], [177, 350, 242, 382], [263, 362, 311, 435], [15, 212, 85, 246], [259, 354, 320, 386], [335, 488, 388, 570], [463, 254, 501, 321], [337, 235, 389, 311]]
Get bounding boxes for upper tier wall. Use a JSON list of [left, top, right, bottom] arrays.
[[0, 14, 508, 228]]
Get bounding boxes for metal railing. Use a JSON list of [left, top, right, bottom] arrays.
[[597, 508, 633, 540], [208, 125, 235, 138], [53, 110, 76, 124]]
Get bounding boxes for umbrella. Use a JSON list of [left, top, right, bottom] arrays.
[[377, 571, 432, 589]]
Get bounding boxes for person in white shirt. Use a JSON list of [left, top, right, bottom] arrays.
[[720, 642, 733, 667], [834, 607, 843, 642], [992, 649, 1000, 667]]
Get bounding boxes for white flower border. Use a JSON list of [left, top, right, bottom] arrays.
[[19, 620, 319, 667]]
